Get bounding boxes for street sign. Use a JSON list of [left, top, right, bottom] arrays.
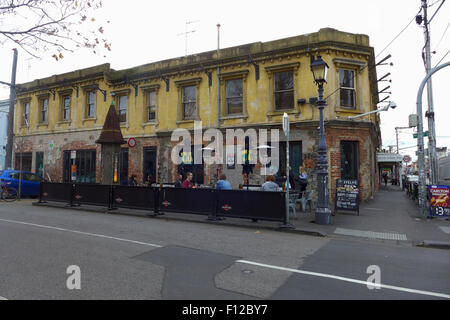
[[402, 155, 411, 163], [413, 131, 428, 138], [127, 137, 136, 148], [282, 113, 289, 136], [70, 150, 76, 159], [49, 140, 54, 151], [428, 185, 450, 217]]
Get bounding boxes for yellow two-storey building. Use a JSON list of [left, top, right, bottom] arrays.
[[14, 28, 381, 203]]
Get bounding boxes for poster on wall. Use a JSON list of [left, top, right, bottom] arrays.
[[428, 185, 450, 217]]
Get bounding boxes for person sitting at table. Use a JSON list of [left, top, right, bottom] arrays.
[[174, 174, 183, 188], [261, 175, 280, 191], [182, 172, 197, 189], [216, 173, 232, 190]]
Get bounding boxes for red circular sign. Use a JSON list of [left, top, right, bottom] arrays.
[[127, 137, 136, 148], [402, 155, 411, 163]]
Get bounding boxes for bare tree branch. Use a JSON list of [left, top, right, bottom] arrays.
[[0, 0, 110, 60]]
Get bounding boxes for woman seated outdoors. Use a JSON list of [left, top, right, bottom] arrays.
[[261, 175, 281, 191]]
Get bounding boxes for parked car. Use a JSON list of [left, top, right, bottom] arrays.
[[0, 170, 45, 197]]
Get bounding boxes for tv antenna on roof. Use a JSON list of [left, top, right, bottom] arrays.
[[177, 20, 199, 57]]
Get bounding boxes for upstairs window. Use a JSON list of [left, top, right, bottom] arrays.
[[226, 79, 243, 115], [118, 94, 127, 123], [86, 90, 96, 118], [274, 71, 294, 110], [22, 101, 30, 126], [40, 97, 48, 123], [339, 69, 356, 109], [147, 90, 157, 121], [62, 95, 71, 121], [182, 85, 196, 120]]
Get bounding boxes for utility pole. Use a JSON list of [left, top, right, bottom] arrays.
[[421, 0, 438, 184], [5, 48, 18, 170]]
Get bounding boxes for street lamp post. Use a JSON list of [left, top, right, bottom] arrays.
[[310, 53, 331, 225]]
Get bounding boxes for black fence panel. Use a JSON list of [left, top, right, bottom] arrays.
[[40, 182, 72, 203], [73, 184, 111, 207], [159, 187, 216, 215], [112, 185, 155, 211], [216, 189, 285, 222]]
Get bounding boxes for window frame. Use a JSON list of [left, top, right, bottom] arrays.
[[219, 70, 249, 119], [273, 70, 295, 111], [61, 94, 71, 121], [141, 84, 160, 124], [20, 98, 31, 127], [86, 90, 96, 119], [37, 94, 50, 124], [112, 89, 131, 125], [339, 69, 356, 109], [264, 62, 300, 116], [175, 77, 202, 123], [332, 58, 366, 112]]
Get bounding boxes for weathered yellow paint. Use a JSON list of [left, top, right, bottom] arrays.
[[15, 28, 378, 138]]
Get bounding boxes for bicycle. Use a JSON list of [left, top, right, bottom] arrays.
[[1, 181, 18, 202]]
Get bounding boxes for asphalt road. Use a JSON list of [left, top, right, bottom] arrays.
[[0, 200, 449, 300]]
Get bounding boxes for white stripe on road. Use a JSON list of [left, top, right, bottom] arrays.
[[236, 259, 450, 299], [0, 218, 162, 248], [439, 226, 450, 234], [0, 296, 7, 300]]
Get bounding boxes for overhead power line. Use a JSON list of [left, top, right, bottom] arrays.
[[324, 7, 421, 102]]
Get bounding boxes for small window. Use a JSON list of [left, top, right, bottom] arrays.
[[40, 98, 48, 123], [182, 86, 196, 120], [62, 95, 71, 121], [22, 101, 30, 126], [274, 71, 294, 110], [118, 95, 127, 123], [146, 91, 157, 121], [339, 69, 356, 109], [226, 79, 243, 115], [86, 90, 96, 118]]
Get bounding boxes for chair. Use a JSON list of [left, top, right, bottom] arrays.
[[288, 192, 298, 219], [296, 189, 314, 212]]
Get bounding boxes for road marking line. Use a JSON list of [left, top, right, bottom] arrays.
[[0, 296, 7, 300], [334, 227, 407, 241], [0, 218, 162, 248], [236, 260, 450, 299], [439, 226, 450, 234]]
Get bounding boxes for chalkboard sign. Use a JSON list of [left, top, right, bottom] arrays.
[[335, 179, 360, 215]]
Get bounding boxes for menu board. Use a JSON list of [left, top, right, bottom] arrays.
[[429, 185, 450, 217], [335, 179, 360, 215]]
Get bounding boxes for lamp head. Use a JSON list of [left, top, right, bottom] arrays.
[[310, 53, 329, 84]]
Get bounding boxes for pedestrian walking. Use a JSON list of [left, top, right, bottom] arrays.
[[382, 172, 388, 186], [145, 174, 155, 187]]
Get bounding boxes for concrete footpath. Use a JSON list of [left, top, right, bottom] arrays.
[[32, 185, 450, 248]]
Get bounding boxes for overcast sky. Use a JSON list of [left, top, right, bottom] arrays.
[[1, 0, 449, 160]]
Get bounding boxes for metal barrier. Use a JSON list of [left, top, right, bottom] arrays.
[[216, 189, 285, 221], [112, 185, 155, 212], [159, 187, 216, 216], [39, 182, 73, 204], [39, 183, 286, 223], [73, 184, 111, 207]]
